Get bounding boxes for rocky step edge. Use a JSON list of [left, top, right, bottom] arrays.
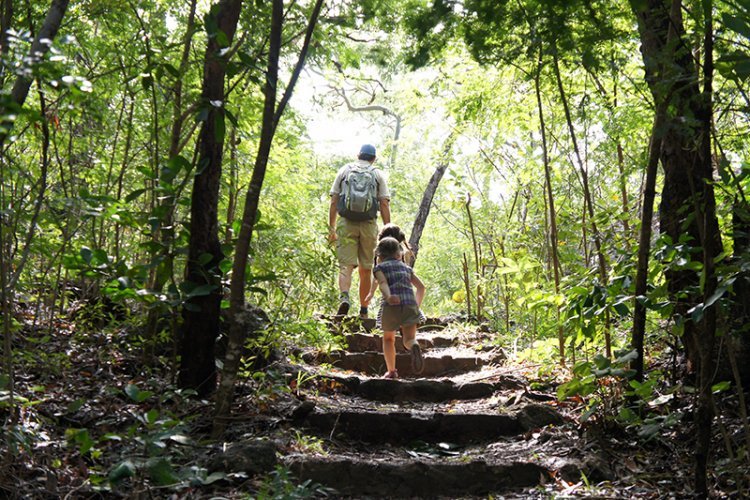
[[301, 347, 506, 378], [286, 453, 550, 498], [345, 331, 458, 352], [317, 314, 455, 335], [294, 402, 564, 444], [321, 372, 538, 403]]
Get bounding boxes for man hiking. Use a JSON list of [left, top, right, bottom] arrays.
[[328, 144, 391, 318]]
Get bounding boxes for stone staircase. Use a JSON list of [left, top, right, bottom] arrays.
[[284, 317, 583, 498]]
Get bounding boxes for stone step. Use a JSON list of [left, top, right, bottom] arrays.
[[299, 404, 563, 444], [286, 455, 549, 497], [317, 314, 455, 335], [344, 331, 456, 352], [303, 349, 503, 377], [350, 377, 496, 402]]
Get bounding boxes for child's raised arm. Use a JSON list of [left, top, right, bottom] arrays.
[[374, 270, 400, 305], [411, 273, 425, 307]]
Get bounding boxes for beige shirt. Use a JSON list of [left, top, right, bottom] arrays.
[[330, 160, 390, 200]]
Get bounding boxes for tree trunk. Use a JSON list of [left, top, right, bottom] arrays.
[[144, 0, 198, 360], [552, 48, 611, 357], [631, 101, 668, 382], [408, 133, 454, 267], [534, 48, 564, 366], [0, 0, 12, 57], [179, 0, 243, 397], [213, 0, 324, 435], [630, 0, 722, 495], [0, 0, 70, 146]]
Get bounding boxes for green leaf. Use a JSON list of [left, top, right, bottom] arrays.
[[198, 252, 214, 266], [711, 380, 731, 394], [162, 63, 180, 78], [147, 457, 180, 486], [722, 13, 750, 40], [145, 408, 159, 424], [703, 285, 727, 309], [141, 74, 153, 91], [219, 259, 232, 274], [125, 188, 147, 202], [200, 472, 226, 485], [169, 434, 192, 445], [185, 284, 217, 298], [689, 303, 704, 323], [117, 277, 131, 290], [614, 349, 638, 364], [80, 247, 93, 264], [108, 460, 137, 484], [125, 384, 153, 403], [67, 398, 85, 413]]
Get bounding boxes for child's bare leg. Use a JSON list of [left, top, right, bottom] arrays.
[[382, 330, 397, 373], [401, 324, 417, 349], [402, 324, 424, 374]]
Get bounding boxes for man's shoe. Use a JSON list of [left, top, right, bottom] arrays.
[[410, 343, 424, 375], [336, 300, 350, 317]]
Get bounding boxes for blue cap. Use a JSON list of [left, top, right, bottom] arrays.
[[359, 144, 376, 156]]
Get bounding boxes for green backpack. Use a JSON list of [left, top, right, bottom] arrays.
[[336, 164, 379, 221]]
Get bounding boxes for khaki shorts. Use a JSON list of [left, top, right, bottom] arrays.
[[336, 217, 378, 269], [381, 304, 421, 331]]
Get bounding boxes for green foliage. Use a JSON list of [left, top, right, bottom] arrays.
[[255, 466, 332, 500], [62, 383, 219, 492], [557, 349, 637, 423]]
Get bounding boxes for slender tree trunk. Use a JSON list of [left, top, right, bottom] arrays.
[[0, 0, 12, 57], [462, 252, 472, 318], [632, 101, 668, 382], [465, 193, 483, 320], [614, 79, 631, 247], [179, 0, 243, 396], [534, 49, 564, 366], [552, 48, 611, 357], [0, 0, 70, 146], [408, 133, 454, 267], [213, 0, 324, 435], [692, 2, 720, 493], [225, 125, 239, 245]]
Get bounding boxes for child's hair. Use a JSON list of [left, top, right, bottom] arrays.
[[375, 236, 401, 260], [378, 223, 411, 250]]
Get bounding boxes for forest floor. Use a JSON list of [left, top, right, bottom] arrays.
[[1, 309, 748, 498]]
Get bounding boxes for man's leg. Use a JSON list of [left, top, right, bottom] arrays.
[[337, 264, 354, 315], [335, 218, 357, 316], [358, 266, 372, 317], [357, 219, 378, 318]]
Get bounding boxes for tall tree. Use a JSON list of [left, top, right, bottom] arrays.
[[629, 0, 722, 494], [213, 0, 325, 433], [409, 133, 455, 267], [179, 0, 243, 396]]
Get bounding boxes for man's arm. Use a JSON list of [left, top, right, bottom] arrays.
[[380, 198, 391, 225], [328, 194, 339, 243], [411, 273, 425, 307]]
